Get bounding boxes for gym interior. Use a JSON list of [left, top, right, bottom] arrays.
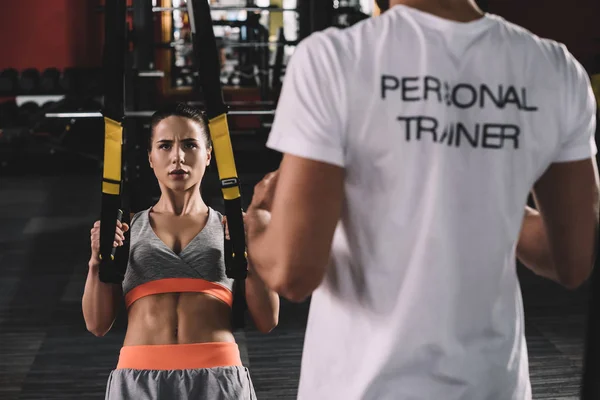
[[0, 0, 599, 399]]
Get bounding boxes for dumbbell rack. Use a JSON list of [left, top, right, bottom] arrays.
[[0, 67, 106, 174]]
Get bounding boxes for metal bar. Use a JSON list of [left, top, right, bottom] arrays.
[[159, 41, 291, 48], [225, 100, 276, 107], [225, 42, 287, 48], [96, 5, 298, 13], [46, 112, 103, 118], [45, 110, 275, 119], [152, 6, 297, 12], [43, 100, 276, 113], [138, 70, 165, 77], [126, 110, 275, 117], [220, 109, 275, 115], [124, 111, 157, 118], [187, 100, 276, 107]]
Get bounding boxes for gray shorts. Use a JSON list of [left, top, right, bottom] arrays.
[[105, 366, 256, 400], [105, 342, 256, 400]]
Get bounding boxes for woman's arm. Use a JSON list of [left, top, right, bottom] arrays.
[[82, 261, 123, 336], [223, 214, 280, 333], [82, 220, 127, 337], [245, 264, 280, 333]]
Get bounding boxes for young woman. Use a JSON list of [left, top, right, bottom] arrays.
[[83, 103, 279, 400]]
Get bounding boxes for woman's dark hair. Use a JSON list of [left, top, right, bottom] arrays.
[[149, 102, 212, 150]]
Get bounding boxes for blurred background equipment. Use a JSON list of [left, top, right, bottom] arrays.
[[0, 0, 374, 177], [0, 0, 374, 210], [0, 68, 19, 96]]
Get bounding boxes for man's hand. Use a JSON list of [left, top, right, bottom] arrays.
[[244, 170, 279, 241], [242, 156, 344, 302], [249, 170, 280, 211]]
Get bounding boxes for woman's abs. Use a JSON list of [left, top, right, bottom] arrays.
[[123, 292, 235, 346]]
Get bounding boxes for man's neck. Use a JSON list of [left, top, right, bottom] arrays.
[[388, 0, 484, 22]]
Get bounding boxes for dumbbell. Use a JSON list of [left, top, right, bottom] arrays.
[[18, 101, 40, 126], [19, 69, 41, 94], [40, 68, 61, 94], [60, 68, 103, 95], [82, 68, 103, 95], [59, 68, 79, 95], [0, 69, 19, 96], [0, 101, 19, 128]]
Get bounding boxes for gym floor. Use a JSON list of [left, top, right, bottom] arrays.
[[0, 171, 590, 400]]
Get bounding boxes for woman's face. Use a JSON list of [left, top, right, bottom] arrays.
[[148, 116, 211, 192]]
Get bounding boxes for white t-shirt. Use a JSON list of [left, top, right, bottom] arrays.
[[267, 5, 598, 400]]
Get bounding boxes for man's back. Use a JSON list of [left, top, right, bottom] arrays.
[[267, 5, 597, 399]]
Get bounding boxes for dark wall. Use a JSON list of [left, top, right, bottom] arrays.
[[488, 0, 600, 73], [0, 0, 104, 70]]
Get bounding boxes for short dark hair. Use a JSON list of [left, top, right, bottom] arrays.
[[149, 102, 212, 150]]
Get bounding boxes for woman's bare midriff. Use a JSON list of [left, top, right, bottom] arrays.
[[123, 292, 236, 346]]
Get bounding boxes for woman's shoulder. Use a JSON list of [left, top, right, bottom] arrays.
[[130, 208, 150, 227], [209, 206, 224, 220], [207, 207, 226, 234]]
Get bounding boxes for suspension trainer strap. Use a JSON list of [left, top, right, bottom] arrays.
[[99, 0, 129, 284], [188, 0, 248, 329], [581, 222, 600, 399], [581, 73, 600, 399]]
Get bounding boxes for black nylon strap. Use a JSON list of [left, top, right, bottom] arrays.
[[188, 0, 227, 119], [103, 177, 122, 185], [188, 0, 248, 329], [102, 0, 126, 121], [99, 0, 129, 284], [581, 223, 600, 399]]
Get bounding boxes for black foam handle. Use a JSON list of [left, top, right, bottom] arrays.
[[224, 197, 248, 280], [231, 279, 247, 330], [99, 206, 125, 284], [581, 228, 600, 399], [111, 209, 124, 260]]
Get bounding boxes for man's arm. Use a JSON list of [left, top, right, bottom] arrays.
[[518, 46, 600, 289], [517, 206, 559, 283], [244, 32, 347, 302], [518, 159, 599, 289], [246, 154, 344, 303]]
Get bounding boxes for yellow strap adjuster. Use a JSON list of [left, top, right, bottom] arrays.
[[208, 114, 241, 201], [102, 117, 123, 195]]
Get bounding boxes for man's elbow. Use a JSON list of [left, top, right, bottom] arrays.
[[556, 260, 594, 290], [272, 273, 320, 303], [558, 270, 592, 290], [279, 287, 312, 303]]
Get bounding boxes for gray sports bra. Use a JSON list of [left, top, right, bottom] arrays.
[[122, 207, 235, 309]]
